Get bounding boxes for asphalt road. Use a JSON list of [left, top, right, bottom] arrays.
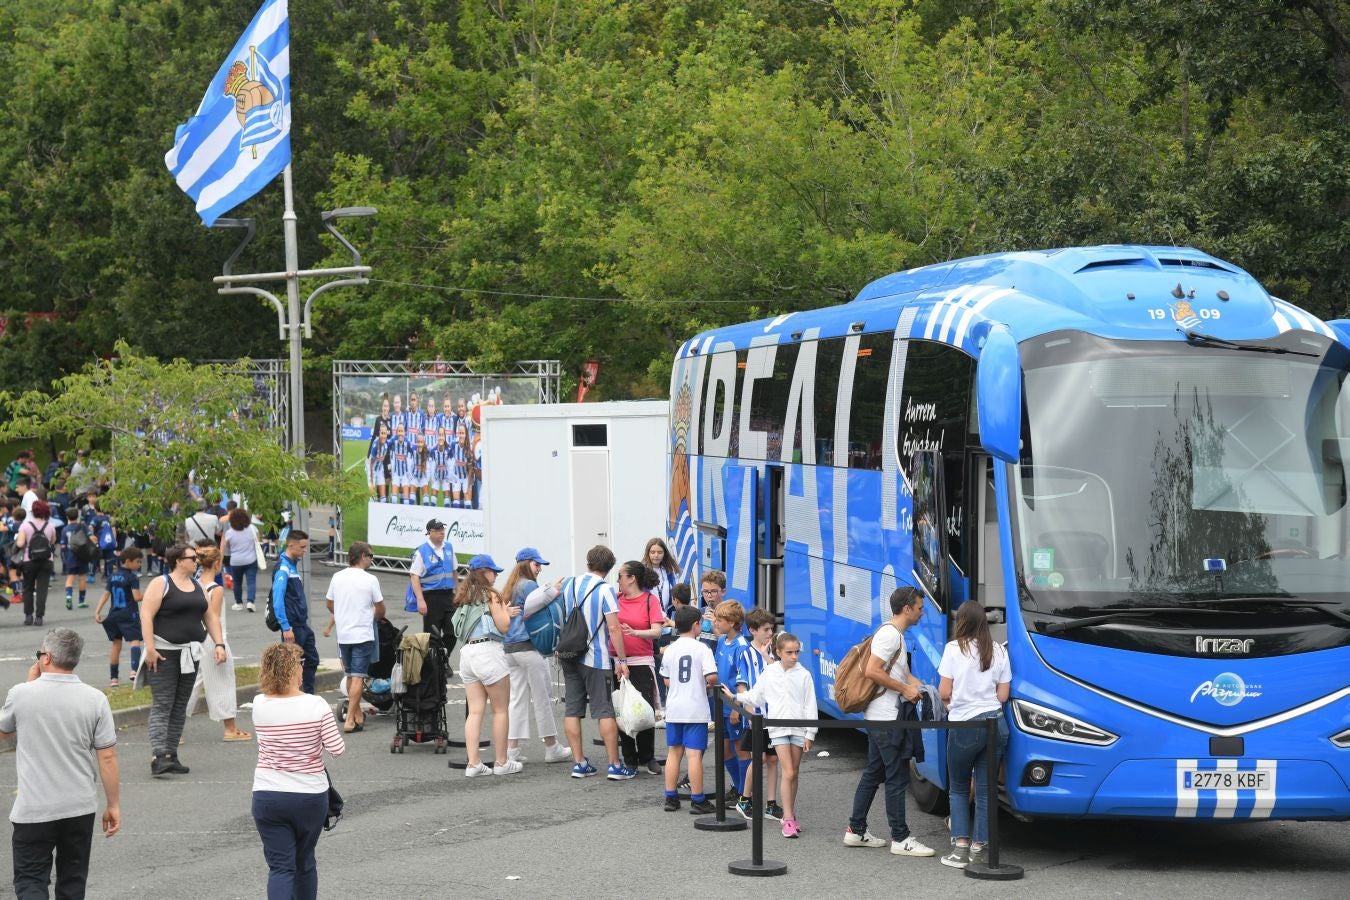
[[1, 564, 1346, 898]]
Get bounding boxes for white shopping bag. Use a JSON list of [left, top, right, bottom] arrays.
[[612, 677, 656, 737]]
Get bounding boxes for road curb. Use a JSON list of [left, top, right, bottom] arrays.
[[1, 669, 343, 752]]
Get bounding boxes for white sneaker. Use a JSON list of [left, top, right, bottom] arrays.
[[231, 604, 244, 612], [464, 762, 491, 778], [493, 759, 523, 776], [544, 743, 573, 763], [842, 828, 889, 848], [507, 748, 527, 763], [891, 837, 936, 857], [246, 602, 255, 612]]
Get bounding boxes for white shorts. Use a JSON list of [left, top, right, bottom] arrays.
[[459, 640, 510, 686], [369, 465, 385, 487], [391, 472, 407, 488], [448, 476, 467, 492]]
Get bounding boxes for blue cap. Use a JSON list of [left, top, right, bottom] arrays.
[[468, 553, 503, 573], [515, 547, 549, 566]]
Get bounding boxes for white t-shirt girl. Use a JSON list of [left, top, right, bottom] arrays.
[[937, 640, 1011, 721]]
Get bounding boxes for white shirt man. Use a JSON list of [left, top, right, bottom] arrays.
[[325, 541, 385, 732]]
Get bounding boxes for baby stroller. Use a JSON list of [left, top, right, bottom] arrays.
[[391, 627, 450, 754], [337, 618, 402, 723]]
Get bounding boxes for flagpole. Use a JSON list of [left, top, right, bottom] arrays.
[[282, 162, 309, 575]]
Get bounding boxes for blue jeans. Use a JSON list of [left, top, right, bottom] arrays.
[[292, 623, 319, 694], [947, 711, 1009, 844], [252, 790, 326, 900], [230, 562, 258, 605], [849, 726, 911, 842]]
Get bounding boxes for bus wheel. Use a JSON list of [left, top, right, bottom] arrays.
[[909, 760, 949, 816]]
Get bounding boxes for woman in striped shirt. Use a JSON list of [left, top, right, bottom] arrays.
[[252, 642, 345, 900]]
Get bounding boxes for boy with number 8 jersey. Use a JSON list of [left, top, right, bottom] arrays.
[[660, 606, 718, 814]]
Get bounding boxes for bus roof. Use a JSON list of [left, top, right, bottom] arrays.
[[680, 245, 1337, 357]]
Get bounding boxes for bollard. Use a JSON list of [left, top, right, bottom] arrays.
[[728, 708, 787, 876], [695, 689, 747, 832], [964, 716, 1023, 881]]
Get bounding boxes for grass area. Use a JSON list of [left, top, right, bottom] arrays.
[[103, 663, 262, 711], [0, 437, 78, 477]]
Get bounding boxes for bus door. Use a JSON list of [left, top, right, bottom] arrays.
[[973, 456, 1010, 645], [910, 449, 953, 790], [757, 465, 786, 621]]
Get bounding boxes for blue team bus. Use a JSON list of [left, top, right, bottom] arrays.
[[666, 245, 1350, 821]]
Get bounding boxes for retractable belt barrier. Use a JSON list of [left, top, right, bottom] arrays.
[[706, 691, 1024, 881]]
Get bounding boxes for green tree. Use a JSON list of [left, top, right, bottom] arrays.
[[0, 342, 356, 539]]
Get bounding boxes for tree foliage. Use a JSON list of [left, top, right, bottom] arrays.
[[0, 0, 1344, 405], [0, 342, 356, 538]]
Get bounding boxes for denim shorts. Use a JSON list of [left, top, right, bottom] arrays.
[[771, 733, 805, 748], [339, 640, 378, 678]]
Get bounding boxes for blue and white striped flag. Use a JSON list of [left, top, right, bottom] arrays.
[[164, 0, 290, 227]]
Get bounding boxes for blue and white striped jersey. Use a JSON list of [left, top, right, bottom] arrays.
[[561, 573, 619, 669]]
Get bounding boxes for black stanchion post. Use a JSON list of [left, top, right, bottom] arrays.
[[696, 689, 746, 832], [728, 708, 786, 876], [965, 716, 1023, 881]]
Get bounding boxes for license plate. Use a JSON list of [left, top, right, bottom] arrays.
[[1182, 768, 1271, 791]]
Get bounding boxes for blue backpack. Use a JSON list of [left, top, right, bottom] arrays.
[[96, 520, 116, 551], [525, 594, 566, 656]]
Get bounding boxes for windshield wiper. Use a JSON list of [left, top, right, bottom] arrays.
[[1181, 329, 1320, 357], [1034, 606, 1240, 636], [1176, 596, 1350, 625]]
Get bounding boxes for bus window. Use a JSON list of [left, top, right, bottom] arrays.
[[849, 333, 894, 470]]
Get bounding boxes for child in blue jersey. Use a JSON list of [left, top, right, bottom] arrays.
[[367, 423, 390, 501], [0, 501, 17, 605], [735, 607, 781, 820], [661, 605, 718, 814], [94, 547, 144, 687], [60, 506, 92, 610], [83, 496, 117, 581], [713, 600, 749, 798]]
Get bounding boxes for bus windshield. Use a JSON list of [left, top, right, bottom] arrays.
[[1012, 331, 1350, 620]]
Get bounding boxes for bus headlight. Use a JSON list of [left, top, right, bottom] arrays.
[[1012, 699, 1118, 747], [1332, 728, 1350, 749]]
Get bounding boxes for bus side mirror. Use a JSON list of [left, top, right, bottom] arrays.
[[977, 325, 1021, 463]]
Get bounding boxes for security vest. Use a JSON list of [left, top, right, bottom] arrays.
[[415, 541, 457, 592]]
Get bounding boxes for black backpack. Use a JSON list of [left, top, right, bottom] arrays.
[[264, 595, 282, 632], [26, 520, 53, 565], [68, 522, 100, 564], [554, 582, 603, 661]]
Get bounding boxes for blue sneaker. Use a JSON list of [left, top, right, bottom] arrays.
[[570, 758, 597, 779], [606, 763, 637, 781]]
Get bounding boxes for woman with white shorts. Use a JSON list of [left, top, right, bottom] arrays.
[[454, 554, 521, 777]]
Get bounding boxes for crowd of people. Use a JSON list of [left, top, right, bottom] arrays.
[[0, 489, 1014, 898]]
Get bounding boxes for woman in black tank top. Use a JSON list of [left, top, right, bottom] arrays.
[[141, 542, 226, 776]]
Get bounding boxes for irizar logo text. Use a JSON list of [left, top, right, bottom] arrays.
[[1195, 636, 1254, 655]]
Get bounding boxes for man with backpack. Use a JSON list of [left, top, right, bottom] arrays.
[[268, 530, 319, 693], [60, 507, 98, 611], [556, 545, 633, 781], [843, 584, 936, 857]]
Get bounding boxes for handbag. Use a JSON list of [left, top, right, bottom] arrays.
[[254, 534, 268, 572], [612, 677, 656, 737], [323, 769, 344, 832], [404, 584, 419, 614]]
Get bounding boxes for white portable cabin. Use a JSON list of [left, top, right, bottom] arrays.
[[481, 401, 669, 575]]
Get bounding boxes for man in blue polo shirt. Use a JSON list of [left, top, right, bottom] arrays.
[[271, 530, 318, 694], [409, 519, 457, 653]]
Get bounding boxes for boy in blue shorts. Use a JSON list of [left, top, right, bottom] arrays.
[[60, 506, 93, 610], [93, 548, 144, 687], [713, 599, 749, 800], [661, 605, 719, 814]]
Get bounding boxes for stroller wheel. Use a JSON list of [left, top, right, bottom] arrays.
[[337, 700, 349, 721], [435, 737, 446, 754]]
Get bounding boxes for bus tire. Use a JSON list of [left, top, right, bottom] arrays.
[[909, 760, 949, 816]]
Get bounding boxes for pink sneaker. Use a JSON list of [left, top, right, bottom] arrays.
[[781, 818, 800, 839]]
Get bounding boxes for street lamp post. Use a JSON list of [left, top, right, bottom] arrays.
[[211, 203, 375, 581]]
